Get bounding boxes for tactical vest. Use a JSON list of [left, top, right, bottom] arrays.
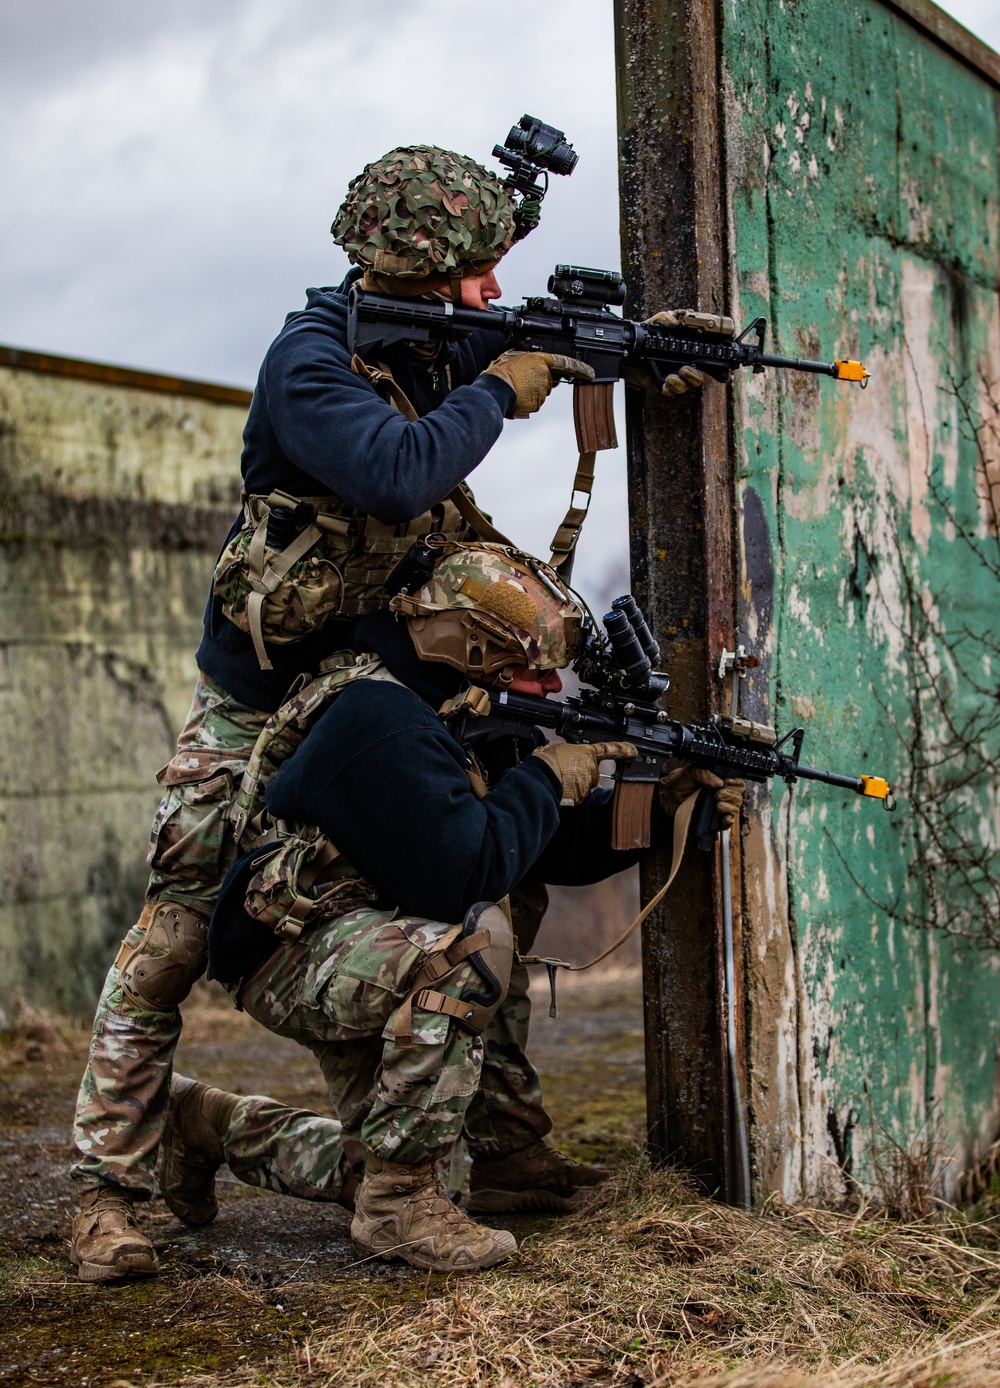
[[225, 649, 490, 942], [212, 356, 509, 671], [225, 651, 394, 939]]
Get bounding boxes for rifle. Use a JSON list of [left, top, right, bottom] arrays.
[[348, 264, 870, 454], [452, 593, 895, 852]]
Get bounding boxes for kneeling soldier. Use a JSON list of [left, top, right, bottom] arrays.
[[148, 542, 743, 1273]]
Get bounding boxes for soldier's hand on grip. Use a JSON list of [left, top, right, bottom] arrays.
[[659, 765, 746, 830], [533, 740, 637, 806], [645, 309, 737, 396], [483, 350, 595, 418]]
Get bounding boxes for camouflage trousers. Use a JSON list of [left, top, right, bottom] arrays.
[[214, 896, 553, 1189], [208, 1093, 349, 1202], [71, 674, 272, 1195], [72, 673, 550, 1195], [236, 906, 490, 1165]]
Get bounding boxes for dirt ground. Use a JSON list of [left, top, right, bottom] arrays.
[[5, 975, 1000, 1388], [0, 971, 646, 1387]]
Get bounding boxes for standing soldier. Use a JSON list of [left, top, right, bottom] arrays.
[[68, 144, 600, 1281]]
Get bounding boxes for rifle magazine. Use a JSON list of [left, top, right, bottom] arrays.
[[611, 779, 655, 851], [573, 380, 618, 452]]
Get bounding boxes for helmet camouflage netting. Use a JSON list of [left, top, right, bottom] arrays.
[[332, 145, 516, 279], [389, 543, 583, 678]]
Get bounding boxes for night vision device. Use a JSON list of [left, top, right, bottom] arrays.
[[493, 114, 578, 241]]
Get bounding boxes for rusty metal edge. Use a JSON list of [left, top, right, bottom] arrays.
[[0, 344, 253, 408], [614, 0, 739, 1199], [881, 0, 1000, 89]]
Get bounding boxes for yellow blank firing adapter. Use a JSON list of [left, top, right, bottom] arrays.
[[835, 359, 870, 387], [860, 775, 896, 810]]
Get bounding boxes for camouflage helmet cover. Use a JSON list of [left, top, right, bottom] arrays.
[[389, 542, 582, 678], [332, 145, 516, 279]]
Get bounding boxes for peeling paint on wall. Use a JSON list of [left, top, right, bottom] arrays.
[[722, 0, 1000, 1200]]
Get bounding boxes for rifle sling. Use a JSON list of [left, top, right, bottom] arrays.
[[520, 787, 701, 976], [351, 352, 603, 570], [548, 449, 597, 577]]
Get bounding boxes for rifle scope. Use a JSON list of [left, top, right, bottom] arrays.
[[549, 264, 626, 309]]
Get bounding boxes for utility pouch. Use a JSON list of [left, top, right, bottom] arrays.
[[243, 828, 378, 941], [213, 490, 354, 671]]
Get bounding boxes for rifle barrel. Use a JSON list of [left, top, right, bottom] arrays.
[[757, 352, 839, 377], [792, 763, 864, 793]]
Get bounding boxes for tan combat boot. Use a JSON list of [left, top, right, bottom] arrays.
[[467, 1139, 609, 1214], [159, 1074, 239, 1225], [352, 1154, 517, 1272], [69, 1187, 159, 1282]]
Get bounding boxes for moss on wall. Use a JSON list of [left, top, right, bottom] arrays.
[[0, 364, 244, 1016]]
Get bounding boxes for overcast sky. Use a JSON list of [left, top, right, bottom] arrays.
[[1, 0, 996, 600]]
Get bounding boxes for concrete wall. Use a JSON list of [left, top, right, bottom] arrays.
[[720, 2, 1000, 1198], [0, 351, 246, 1017]]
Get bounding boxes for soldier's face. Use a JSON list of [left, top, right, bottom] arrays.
[[506, 666, 563, 695], [455, 267, 502, 311]]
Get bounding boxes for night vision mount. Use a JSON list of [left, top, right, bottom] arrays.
[[493, 114, 578, 241]]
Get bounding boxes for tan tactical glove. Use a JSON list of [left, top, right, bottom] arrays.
[[645, 309, 737, 396], [658, 765, 746, 830], [483, 351, 595, 418], [533, 740, 637, 807]]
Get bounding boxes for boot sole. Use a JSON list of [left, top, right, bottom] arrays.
[[72, 1252, 160, 1283], [352, 1231, 517, 1272], [466, 1187, 582, 1215]]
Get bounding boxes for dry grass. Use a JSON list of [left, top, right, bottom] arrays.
[[134, 1156, 1000, 1388], [8, 988, 1000, 1386]]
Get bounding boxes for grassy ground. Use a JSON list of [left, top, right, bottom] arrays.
[[2, 977, 1000, 1387]]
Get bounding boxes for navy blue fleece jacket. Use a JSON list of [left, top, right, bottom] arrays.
[[196, 270, 512, 711], [208, 612, 657, 985]]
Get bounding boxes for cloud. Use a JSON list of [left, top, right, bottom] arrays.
[[0, 0, 627, 599], [0, 0, 620, 381]]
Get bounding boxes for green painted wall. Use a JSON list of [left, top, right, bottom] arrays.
[[721, 1, 1000, 1198]]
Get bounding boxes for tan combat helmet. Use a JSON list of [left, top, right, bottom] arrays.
[[332, 146, 516, 280], [388, 541, 582, 682]]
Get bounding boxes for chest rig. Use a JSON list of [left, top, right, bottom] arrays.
[[225, 651, 491, 944], [225, 651, 399, 940], [212, 354, 510, 671]]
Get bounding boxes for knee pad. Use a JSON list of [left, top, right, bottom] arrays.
[[458, 901, 515, 1028], [394, 902, 514, 1046], [116, 902, 209, 1012]]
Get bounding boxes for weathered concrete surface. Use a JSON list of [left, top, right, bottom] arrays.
[[720, 2, 1000, 1199], [0, 974, 645, 1386], [0, 360, 246, 1017]]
